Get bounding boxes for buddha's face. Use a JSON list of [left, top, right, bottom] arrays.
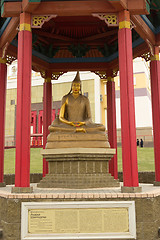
[[72, 83, 81, 95]]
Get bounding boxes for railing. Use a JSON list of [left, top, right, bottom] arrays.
[[30, 133, 43, 147], [5, 134, 154, 149], [5, 134, 43, 149]]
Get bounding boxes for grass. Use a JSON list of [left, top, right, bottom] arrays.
[[4, 148, 43, 174], [117, 147, 155, 172], [4, 147, 155, 174]]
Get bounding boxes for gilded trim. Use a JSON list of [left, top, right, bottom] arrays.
[[92, 13, 118, 27], [119, 21, 130, 29], [20, 23, 31, 32], [150, 54, 159, 61], [45, 78, 51, 83], [32, 15, 57, 28], [107, 77, 114, 82], [0, 57, 7, 64]]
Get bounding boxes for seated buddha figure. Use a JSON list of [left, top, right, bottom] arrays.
[[47, 72, 110, 148], [49, 72, 105, 133]]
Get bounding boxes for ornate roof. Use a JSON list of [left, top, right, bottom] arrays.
[[0, 0, 160, 73]]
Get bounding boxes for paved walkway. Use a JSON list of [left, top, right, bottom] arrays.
[[0, 183, 160, 199]]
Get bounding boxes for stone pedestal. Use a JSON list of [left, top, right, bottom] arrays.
[[0, 182, 6, 187], [121, 186, 142, 193], [12, 186, 33, 193], [0, 184, 160, 240], [37, 148, 119, 188]]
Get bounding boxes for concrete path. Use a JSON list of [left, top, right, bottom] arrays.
[[0, 183, 160, 199]]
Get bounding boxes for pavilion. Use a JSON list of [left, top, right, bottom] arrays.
[[0, 0, 160, 193]]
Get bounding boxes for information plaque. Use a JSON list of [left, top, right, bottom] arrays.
[[21, 201, 136, 240]]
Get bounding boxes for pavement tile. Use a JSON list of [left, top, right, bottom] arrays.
[[46, 194, 53, 198], [147, 193, 154, 197], [129, 193, 136, 198], [117, 193, 124, 198], [70, 193, 77, 198], [25, 194, 30, 198], [34, 194, 41, 198], [123, 193, 130, 198], [21, 194, 28, 198], [111, 193, 117, 198], [76, 193, 83, 198], [141, 194, 148, 198], [154, 192, 160, 197], [52, 193, 59, 198], [40, 194, 47, 198], [64, 193, 71, 198], [82, 193, 89, 198], [28, 194, 35, 198], [16, 194, 23, 198], [134, 193, 142, 198], [88, 193, 94, 198], [93, 193, 100, 198], [8, 194, 15, 198], [58, 193, 65, 198], [99, 193, 105, 198]]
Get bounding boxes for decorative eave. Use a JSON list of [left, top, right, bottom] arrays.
[[0, 0, 157, 73], [1, 0, 150, 18], [6, 37, 149, 73], [1, 1, 116, 17]]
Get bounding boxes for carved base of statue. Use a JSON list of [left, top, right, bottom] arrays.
[[37, 148, 120, 189], [46, 131, 110, 149]]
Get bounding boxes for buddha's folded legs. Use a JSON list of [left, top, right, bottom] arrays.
[[49, 122, 105, 133]]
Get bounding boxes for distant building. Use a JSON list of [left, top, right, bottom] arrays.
[[100, 58, 152, 145]]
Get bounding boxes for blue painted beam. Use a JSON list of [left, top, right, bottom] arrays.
[[0, 17, 12, 37], [140, 15, 156, 33]]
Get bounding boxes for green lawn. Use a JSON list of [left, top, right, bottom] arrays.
[[4, 147, 155, 174], [117, 147, 155, 172], [4, 148, 43, 174]]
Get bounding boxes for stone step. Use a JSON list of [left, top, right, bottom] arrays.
[[40, 177, 118, 181], [37, 173, 120, 188]]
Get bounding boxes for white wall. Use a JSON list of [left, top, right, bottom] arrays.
[[116, 95, 152, 129], [116, 98, 121, 129], [133, 58, 150, 76], [135, 96, 152, 128], [94, 75, 101, 123]]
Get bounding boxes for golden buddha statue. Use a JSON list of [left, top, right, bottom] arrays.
[[46, 72, 110, 148], [38, 72, 120, 189], [49, 72, 105, 133]]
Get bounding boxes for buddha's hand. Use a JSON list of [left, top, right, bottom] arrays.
[[71, 121, 86, 127]]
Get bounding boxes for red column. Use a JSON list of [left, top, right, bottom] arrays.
[[43, 76, 52, 177], [13, 12, 32, 192], [150, 47, 160, 185], [118, 10, 140, 192], [0, 59, 7, 187], [107, 77, 118, 179]]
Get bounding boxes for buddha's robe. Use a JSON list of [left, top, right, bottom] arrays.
[[49, 94, 105, 133]]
